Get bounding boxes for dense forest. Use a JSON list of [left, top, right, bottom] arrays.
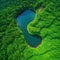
[[0, 0, 60, 60]]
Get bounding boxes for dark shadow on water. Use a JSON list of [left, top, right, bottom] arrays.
[[26, 34, 42, 48]]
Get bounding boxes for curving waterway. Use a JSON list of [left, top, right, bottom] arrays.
[[17, 10, 41, 47]]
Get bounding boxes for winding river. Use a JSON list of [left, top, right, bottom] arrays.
[[17, 10, 41, 47]]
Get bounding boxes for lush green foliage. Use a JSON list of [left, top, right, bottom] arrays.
[[0, 0, 60, 60]]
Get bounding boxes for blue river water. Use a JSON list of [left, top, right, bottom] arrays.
[[17, 10, 41, 47]]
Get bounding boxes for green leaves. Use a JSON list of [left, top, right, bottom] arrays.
[[0, 0, 60, 60]]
